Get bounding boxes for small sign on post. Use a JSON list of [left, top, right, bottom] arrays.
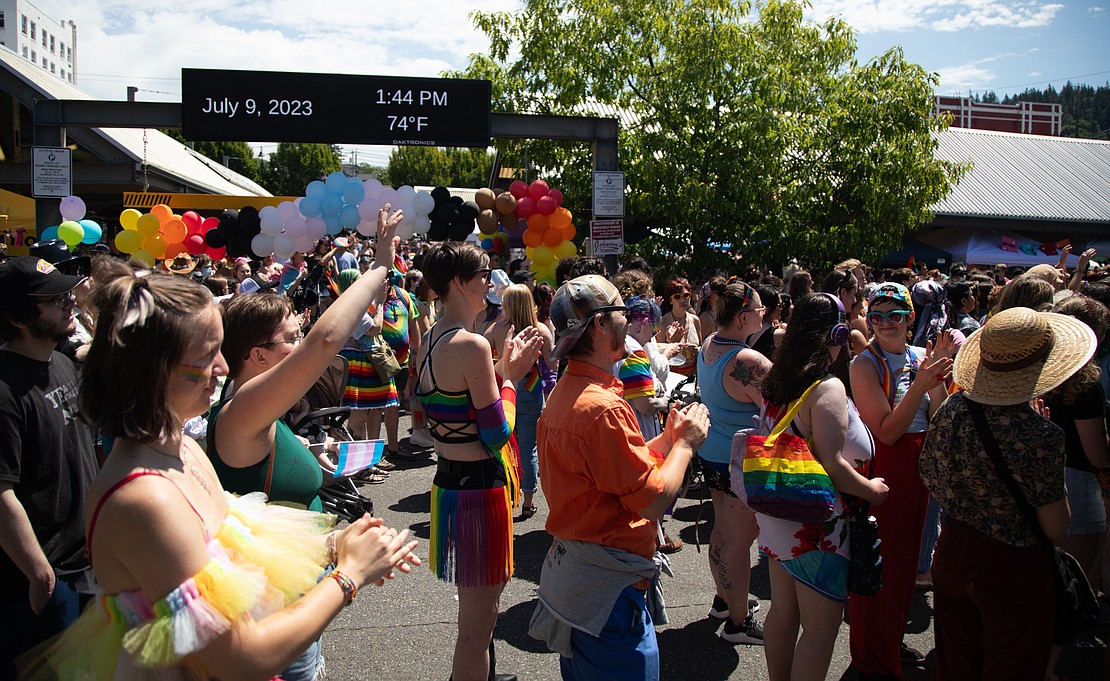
[[590, 219, 625, 256], [592, 171, 625, 218], [32, 147, 72, 198]]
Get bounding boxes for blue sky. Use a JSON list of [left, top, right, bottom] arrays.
[[44, 1, 1110, 166]]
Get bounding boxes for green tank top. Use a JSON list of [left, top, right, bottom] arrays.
[[207, 400, 324, 512]]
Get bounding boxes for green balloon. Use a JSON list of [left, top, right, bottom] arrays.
[[57, 220, 84, 247]]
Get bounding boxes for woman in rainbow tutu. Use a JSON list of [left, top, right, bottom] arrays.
[[18, 207, 419, 681]]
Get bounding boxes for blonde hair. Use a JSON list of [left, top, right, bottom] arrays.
[[502, 284, 539, 331]]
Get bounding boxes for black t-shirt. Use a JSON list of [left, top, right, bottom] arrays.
[[1048, 381, 1107, 472], [0, 349, 98, 595]]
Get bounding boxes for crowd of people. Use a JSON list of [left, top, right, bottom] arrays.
[[2, 215, 1109, 681]]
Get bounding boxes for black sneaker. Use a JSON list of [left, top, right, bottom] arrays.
[[719, 614, 764, 645], [899, 642, 926, 666], [708, 595, 760, 620]]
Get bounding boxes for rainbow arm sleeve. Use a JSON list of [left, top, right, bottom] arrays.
[[476, 383, 516, 456]]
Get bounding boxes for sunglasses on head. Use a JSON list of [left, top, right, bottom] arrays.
[[867, 310, 912, 325]]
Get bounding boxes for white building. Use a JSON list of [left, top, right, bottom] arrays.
[[0, 0, 74, 85]]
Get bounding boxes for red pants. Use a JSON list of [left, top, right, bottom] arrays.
[[931, 517, 1053, 680], [849, 432, 928, 679]]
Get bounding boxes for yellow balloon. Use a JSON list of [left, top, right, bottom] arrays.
[[532, 245, 554, 266], [114, 229, 143, 254], [132, 249, 155, 267], [119, 208, 142, 230], [143, 235, 168, 259], [135, 213, 161, 237], [554, 240, 578, 259]]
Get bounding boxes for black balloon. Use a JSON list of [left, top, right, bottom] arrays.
[[221, 208, 240, 221], [460, 201, 480, 221], [448, 220, 473, 241], [204, 229, 227, 248], [228, 234, 252, 258], [430, 186, 451, 203], [427, 221, 449, 242], [239, 211, 261, 236], [217, 218, 239, 238], [437, 204, 460, 223]]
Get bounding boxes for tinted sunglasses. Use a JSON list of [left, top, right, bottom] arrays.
[[867, 310, 912, 325]]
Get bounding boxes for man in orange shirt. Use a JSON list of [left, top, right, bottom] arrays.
[[529, 275, 709, 680]]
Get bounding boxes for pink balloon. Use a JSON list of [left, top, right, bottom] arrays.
[[537, 195, 558, 216], [202, 216, 220, 232], [182, 211, 202, 234], [528, 180, 550, 201], [509, 180, 529, 199], [548, 188, 564, 206], [184, 234, 206, 255], [515, 196, 537, 219]]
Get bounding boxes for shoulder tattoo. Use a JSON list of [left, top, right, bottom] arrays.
[[730, 357, 768, 387]]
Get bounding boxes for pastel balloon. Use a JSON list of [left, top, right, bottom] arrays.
[[251, 233, 274, 257], [119, 209, 142, 231], [299, 196, 322, 218], [343, 179, 366, 205], [528, 180, 550, 201], [143, 235, 168, 259], [284, 218, 306, 238], [340, 204, 361, 228], [321, 194, 343, 216], [59, 195, 87, 221], [554, 239, 578, 259], [305, 217, 327, 239], [325, 171, 347, 194], [149, 204, 172, 224], [537, 195, 558, 216], [272, 234, 295, 259], [161, 219, 187, 244], [494, 192, 517, 215], [294, 234, 316, 254], [260, 212, 284, 236], [397, 185, 417, 203], [413, 191, 435, 215], [379, 187, 400, 208], [475, 188, 496, 211], [509, 180, 529, 199], [135, 213, 161, 237], [363, 178, 383, 200], [39, 225, 59, 242], [306, 180, 327, 200], [78, 220, 103, 244], [276, 201, 299, 220], [515, 196, 537, 219], [115, 229, 143, 254], [58, 221, 84, 246]]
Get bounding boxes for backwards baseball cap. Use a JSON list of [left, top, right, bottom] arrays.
[[333, 236, 350, 248], [0, 256, 86, 297], [550, 275, 625, 360], [867, 281, 912, 308]]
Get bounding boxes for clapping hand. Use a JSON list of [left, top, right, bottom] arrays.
[[496, 325, 543, 384], [914, 336, 954, 391]]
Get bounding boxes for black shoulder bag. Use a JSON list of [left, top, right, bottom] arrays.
[[966, 400, 1099, 644], [847, 456, 883, 596]]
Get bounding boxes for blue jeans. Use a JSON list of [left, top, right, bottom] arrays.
[[918, 495, 944, 574], [1, 576, 82, 678], [516, 386, 544, 495], [281, 636, 323, 681], [559, 586, 659, 681]]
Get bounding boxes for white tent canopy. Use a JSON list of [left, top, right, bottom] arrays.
[[914, 227, 1081, 267]]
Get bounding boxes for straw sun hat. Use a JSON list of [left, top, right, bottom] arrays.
[[954, 306, 1096, 405]]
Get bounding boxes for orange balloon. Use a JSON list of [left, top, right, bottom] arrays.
[[561, 223, 577, 241], [522, 228, 543, 248], [550, 207, 572, 230], [163, 242, 187, 260], [161, 219, 187, 244], [143, 235, 168, 259], [527, 213, 550, 233], [542, 227, 564, 248], [150, 204, 173, 224]]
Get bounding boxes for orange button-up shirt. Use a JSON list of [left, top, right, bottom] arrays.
[[537, 359, 667, 559]]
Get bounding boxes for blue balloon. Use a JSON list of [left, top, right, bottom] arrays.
[[325, 172, 347, 194], [78, 219, 103, 244], [343, 179, 366, 205], [40, 225, 60, 241], [299, 196, 322, 218], [321, 194, 343, 216], [339, 205, 361, 229], [323, 213, 341, 235], [305, 181, 327, 200]]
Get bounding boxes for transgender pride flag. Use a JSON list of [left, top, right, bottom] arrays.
[[335, 440, 385, 478]]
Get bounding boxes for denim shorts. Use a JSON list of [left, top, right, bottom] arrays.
[[1065, 467, 1107, 535]]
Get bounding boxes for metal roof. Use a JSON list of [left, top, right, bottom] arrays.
[[0, 46, 270, 197], [932, 127, 1110, 224]]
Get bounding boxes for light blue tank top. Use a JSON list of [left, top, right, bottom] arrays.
[[697, 344, 760, 464]]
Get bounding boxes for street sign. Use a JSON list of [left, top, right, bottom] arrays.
[[590, 219, 625, 256], [181, 68, 492, 147], [31, 147, 71, 198], [592, 171, 625, 217]]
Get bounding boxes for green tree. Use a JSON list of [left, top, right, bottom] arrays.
[[454, 0, 966, 272], [260, 143, 342, 196], [386, 147, 493, 187], [162, 131, 263, 183]]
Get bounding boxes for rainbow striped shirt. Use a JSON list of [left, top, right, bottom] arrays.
[[382, 286, 419, 366]]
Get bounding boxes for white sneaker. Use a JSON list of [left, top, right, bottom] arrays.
[[409, 428, 434, 449]]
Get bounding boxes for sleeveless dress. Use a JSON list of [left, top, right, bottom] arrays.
[[19, 479, 332, 680]]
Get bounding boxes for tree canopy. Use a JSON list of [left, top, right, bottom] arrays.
[[453, 0, 966, 272], [260, 143, 342, 197], [386, 146, 494, 188]]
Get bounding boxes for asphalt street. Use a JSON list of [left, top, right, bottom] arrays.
[[318, 416, 1106, 681]]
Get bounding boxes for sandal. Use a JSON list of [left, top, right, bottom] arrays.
[[354, 469, 388, 484], [519, 504, 537, 520], [370, 466, 390, 477]]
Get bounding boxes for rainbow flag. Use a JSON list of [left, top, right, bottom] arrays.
[[335, 440, 385, 478], [907, 254, 917, 270], [619, 349, 655, 400]]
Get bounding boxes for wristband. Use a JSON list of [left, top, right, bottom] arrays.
[[329, 570, 358, 606]]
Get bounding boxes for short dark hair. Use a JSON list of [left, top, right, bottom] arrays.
[[0, 295, 43, 343], [421, 241, 488, 299], [221, 293, 295, 378], [568, 257, 606, 279], [81, 262, 215, 443]]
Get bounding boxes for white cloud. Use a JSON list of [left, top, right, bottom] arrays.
[[808, 1, 1064, 34], [1028, 71, 1041, 76], [936, 60, 997, 93], [1090, 6, 1107, 16]]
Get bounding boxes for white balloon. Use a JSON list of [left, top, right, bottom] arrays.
[[273, 234, 295, 259], [413, 191, 435, 215], [305, 217, 327, 239], [59, 196, 86, 221], [379, 187, 400, 208], [358, 200, 379, 220], [294, 235, 315, 253], [251, 233, 274, 257], [397, 185, 417, 203], [395, 223, 416, 241], [414, 215, 432, 233], [363, 178, 383, 200], [260, 213, 284, 236], [396, 202, 415, 223], [284, 218, 307, 238], [276, 201, 299, 220], [258, 205, 279, 220]]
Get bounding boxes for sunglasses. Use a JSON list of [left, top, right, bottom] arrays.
[[257, 333, 304, 349], [671, 292, 692, 300], [867, 310, 912, 325], [470, 267, 492, 283]]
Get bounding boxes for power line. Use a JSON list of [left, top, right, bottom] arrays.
[[990, 69, 1110, 92]]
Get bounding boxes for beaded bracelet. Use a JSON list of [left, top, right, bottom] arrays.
[[329, 570, 358, 606]]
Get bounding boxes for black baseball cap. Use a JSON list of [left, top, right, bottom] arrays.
[[510, 270, 536, 285], [0, 256, 86, 297]]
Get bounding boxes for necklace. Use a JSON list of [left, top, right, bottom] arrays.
[[146, 441, 214, 496], [710, 334, 748, 347]]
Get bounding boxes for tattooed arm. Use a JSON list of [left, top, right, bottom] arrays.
[[723, 348, 771, 407]]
